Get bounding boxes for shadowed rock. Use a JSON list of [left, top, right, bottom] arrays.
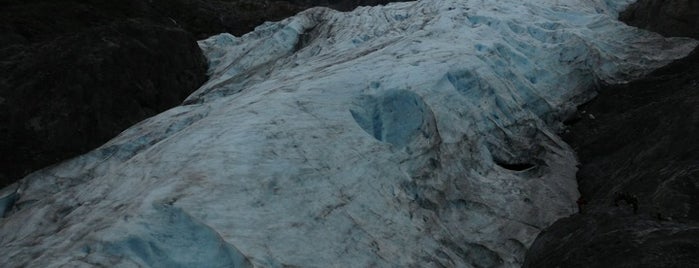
[[620, 0, 699, 39]]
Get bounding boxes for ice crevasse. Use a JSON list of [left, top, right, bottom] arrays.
[[1, 0, 696, 267]]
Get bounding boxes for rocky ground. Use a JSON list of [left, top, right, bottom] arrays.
[[0, 0, 406, 187], [524, 0, 699, 266]]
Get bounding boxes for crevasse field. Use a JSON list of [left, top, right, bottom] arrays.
[[1, 0, 696, 267]]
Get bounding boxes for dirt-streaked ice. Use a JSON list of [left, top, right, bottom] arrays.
[[1, 0, 696, 267]]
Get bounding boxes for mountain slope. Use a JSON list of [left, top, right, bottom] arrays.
[[1, 0, 696, 267]]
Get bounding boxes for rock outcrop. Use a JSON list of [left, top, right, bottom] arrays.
[[620, 0, 699, 39]]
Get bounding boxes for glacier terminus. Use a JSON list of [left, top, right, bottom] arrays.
[[1, 0, 697, 267]]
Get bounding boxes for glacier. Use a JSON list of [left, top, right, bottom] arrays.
[[1, 0, 697, 267]]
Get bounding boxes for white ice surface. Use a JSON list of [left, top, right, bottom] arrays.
[[1, 0, 696, 267]]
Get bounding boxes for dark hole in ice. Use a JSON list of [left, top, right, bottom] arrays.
[[294, 25, 318, 52], [494, 159, 535, 171]]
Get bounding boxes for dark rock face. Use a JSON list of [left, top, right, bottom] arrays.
[[145, 0, 409, 38], [524, 1, 699, 266], [620, 0, 699, 39], [525, 47, 699, 268], [565, 48, 699, 221], [0, 0, 407, 187], [524, 211, 699, 268], [0, 1, 209, 187]]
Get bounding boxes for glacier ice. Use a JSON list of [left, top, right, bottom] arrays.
[[0, 185, 19, 218], [1, 0, 696, 267], [99, 204, 252, 267]]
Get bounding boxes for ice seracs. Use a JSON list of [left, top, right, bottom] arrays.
[[1, 0, 696, 267]]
